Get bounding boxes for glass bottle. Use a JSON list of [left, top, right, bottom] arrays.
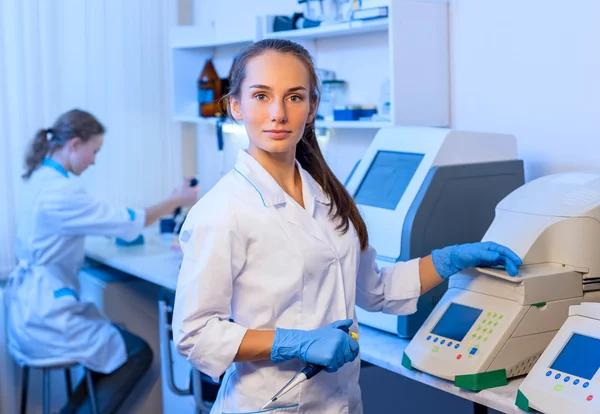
[[198, 58, 221, 118]]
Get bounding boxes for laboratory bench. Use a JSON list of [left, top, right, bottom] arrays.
[[84, 231, 531, 414]]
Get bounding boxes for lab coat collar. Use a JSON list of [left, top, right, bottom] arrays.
[[234, 150, 329, 209], [42, 158, 69, 178]]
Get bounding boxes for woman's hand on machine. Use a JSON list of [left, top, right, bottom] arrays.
[[431, 241, 522, 279]]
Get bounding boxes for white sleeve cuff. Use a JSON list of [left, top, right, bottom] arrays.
[[186, 318, 248, 381], [380, 258, 422, 315]]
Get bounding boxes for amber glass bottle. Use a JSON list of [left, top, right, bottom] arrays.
[[198, 58, 221, 117]]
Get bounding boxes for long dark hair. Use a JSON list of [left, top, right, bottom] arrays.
[[23, 109, 105, 179], [225, 39, 368, 251]]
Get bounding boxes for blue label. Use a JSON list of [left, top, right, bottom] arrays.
[[198, 88, 214, 104]]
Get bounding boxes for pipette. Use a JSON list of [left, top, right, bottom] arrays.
[[260, 328, 358, 411]]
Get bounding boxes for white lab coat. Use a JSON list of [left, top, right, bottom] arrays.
[[173, 150, 421, 414], [6, 160, 145, 373]]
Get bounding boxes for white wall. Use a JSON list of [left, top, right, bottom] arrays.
[[450, 0, 600, 181], [0, 1, 180, 412], [0, 0, 182, 278]]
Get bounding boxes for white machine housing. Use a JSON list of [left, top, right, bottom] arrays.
[[404, 171, 600, 385], [518, 302, 600, 414], [351, 127, 519, 334], [346, 127, 517, 261]]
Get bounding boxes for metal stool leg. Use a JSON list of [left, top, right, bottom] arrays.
[[42, 368, 50, 414], [20, 366, 29, 414], [64, 368, 73, 399], [85, 368, 98, 414]]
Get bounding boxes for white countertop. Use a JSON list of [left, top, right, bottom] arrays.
[[85, 231, 182, 291], [85, 231, 531, 413]]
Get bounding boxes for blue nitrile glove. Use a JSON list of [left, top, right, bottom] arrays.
[[432, 241, 522, 280], [270, 319, 359, 373]]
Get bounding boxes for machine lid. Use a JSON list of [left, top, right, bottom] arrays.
[[475, 262, 581, 282], [497, 172, 600, 218]]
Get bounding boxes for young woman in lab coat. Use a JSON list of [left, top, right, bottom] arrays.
[[7, 109, 198, 414], [172, 39, 521, 414]]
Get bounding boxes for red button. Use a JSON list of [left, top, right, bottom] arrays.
[[457, 354, 462, 360], [587, 395, 593, 401]]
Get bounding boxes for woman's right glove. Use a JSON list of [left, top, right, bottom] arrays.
[[270, 319, 359, 372]]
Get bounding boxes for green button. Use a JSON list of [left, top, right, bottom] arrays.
[[488, 321, 493, 325], [478, 335, 482, 340], [493, 313, 498, 317], [499, 315, 504, 319], [554, 385, 563, 392], [483, 337, 488, 342], [483, 328, 488, 333], [489, 329, 494, 334], [487, 312, 492, 316], [494, 322, 498, 326], [483, 319, 487, 323], [477, 326, 481, 331], [432, 346, 440, 353], [472, 333, 477, 338]]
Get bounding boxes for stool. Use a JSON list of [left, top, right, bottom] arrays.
[[20, 362, 98, 414]]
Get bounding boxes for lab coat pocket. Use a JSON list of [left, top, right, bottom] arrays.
[[221, 404, 300, 414]]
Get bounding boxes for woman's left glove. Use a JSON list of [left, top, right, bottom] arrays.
[[431, 241, 522, 280]]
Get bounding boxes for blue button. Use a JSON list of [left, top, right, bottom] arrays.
[[454, 344, 460, 349], [574, 379, 580, 385], [433, 337, 438, 343], [584, 382, 590, 388], [555, 374, 561, 380], [546, 371, 552, 377], [564, 376, 571, 382], [470, 348, 478, 355], [447, 342, 453, 347], [427, 335, 432, 341], [440, 340, 446, 345]]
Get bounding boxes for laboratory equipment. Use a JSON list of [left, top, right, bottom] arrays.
[[318, 80, 347, 120], [333, 105, 376, 121], [298, 0, 344, 22], [347, 127, 524, 338], [516, 302, 600, 413], [403, 172, 600, 391]]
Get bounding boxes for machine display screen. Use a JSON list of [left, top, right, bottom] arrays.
[[354, 151, 424, 210], [430, 303, 483, 342], [549, 333, 600, 380]]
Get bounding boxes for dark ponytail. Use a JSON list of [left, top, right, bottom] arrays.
[[23, 129, 52, 179], [296, 125, 369, 251], [225, 39, 369, 251], [23, 109, 105, 179]]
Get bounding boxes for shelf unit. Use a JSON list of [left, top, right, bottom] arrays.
[[170, 1, 449, 130], [262, 17, 389, 41], [173, 115, 393, 130]]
